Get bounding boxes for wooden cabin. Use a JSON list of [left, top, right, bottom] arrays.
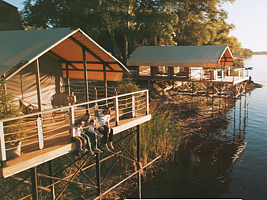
[[0, 28, 151, 179], [127, 45, 249, 85], [0, 0, 24, 31]]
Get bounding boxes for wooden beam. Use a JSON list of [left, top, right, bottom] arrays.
[[82, 48, 89, 103], [35, 59, 42, 112], [62, 61, 118, 65], [48, 51, 78, 70], [62, 68, 124, 73], [66, 63, 71, 95], [69, 36, 115, 71], [103, 64, 107, 99]]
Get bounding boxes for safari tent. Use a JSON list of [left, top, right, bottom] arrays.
[[127, 45, 235, 81], [0, 28, 128, 111]]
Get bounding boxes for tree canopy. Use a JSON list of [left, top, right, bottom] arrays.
[[21, 0, 250, 63]]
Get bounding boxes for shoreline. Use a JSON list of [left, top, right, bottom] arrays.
[[93, 81, 262, 199]]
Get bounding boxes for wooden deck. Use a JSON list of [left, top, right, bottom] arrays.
[[135, 75, 249, 85], [1, 113, 151, 178]]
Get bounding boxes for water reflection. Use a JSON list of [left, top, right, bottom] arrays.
[[140, 97, 249, 199]]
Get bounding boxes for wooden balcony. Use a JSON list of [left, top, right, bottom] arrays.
[[0, 90, 151, 178], [133, 67, 249, 85]]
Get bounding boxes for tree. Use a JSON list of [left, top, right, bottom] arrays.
[[21, 0, 244, 62]]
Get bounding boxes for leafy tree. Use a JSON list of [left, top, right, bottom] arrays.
[[21, 0, 251, 62]]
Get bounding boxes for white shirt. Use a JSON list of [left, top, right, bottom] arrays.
[[98, 113, 110, 127], [75, 126, 83, 137], [89, 125, 94, 132]]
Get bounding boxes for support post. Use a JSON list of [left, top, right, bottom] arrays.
[[94, 88, 99, 121], [233, 70, 235, 82], [36, 117, 44, 150], [115, 95, 119, 126], [0, 121, 6, 167], [233, 102, 236, 139], [66, 63, 71, 96], [114, 89, 119, 126], [82, 48, 89, 108], [35, 59, 42, 112], [31, 167, 38, 200], [212, 83, 214, 117], [103, 64, 108, 105], [239, 96, 242, 130], [137, 125, 141, 199], [69, 107, 75, 140], [96, 153, 101, 198], [48, 161, 55, 200], [145, 90, 149, 115], [132, 95, 135, 118]]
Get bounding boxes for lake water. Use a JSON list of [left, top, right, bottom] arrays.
[[140, 55, 267, 200]]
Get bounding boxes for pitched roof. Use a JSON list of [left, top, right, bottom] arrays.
[[127, 45, 233, 68], [0, 28, 128, 80]]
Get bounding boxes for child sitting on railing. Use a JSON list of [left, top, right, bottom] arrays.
[[97, 107, 114, 152], [86, 119, 103, 139], [74, 124, 87, 154], [75, 112, 103, 156]]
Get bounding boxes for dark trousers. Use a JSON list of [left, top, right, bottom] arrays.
[[98, 125, 113, 144], [81, 130, 98, 150]]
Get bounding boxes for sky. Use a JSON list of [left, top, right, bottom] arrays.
[[5, 0, 267, 51]]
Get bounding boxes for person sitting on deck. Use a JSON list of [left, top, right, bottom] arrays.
[[87, 119, 103, 139], [74, 112, 103, 156], [97, 107, 114, 151], [74, 124, 87, 154]]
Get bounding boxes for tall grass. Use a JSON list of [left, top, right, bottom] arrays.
[[140, 103, 179, 167]]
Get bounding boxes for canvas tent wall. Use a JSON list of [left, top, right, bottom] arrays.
[[7, 54, 63, 108], [0, 28, 128, 110]]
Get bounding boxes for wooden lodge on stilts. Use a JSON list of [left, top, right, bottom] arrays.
[[127, 45, 249, 99], [0, 28, 155, 199]]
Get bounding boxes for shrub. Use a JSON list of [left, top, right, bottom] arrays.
[[0, 79, 26, 143]]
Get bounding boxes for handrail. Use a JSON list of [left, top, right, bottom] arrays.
[[0, 89, 148, 123], [0, 90, 149, 165]]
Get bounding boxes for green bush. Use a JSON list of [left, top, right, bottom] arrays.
[[0, 79, 26, 143]]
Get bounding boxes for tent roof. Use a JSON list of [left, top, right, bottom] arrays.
[[127, 45, 233, 68], [0, 28, 128, 80]]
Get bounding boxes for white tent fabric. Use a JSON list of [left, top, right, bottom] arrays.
[[7, 54, 63, 108], [127, 45, 233, 68]]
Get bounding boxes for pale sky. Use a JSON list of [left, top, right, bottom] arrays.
[[5, 0, 267, 51]]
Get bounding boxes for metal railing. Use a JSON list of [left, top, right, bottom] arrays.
[[0, 90, 149, 166], [131, 67, 249, 82]]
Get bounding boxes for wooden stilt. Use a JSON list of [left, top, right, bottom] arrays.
[[137, 125, 141, 199], [48, 161, 55, 200], [31, 167, 38, 200]]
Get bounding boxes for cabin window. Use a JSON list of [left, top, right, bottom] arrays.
[[174, 66, 187, 77], [156, 66, 168, 76], [139, 66, 150, 76]]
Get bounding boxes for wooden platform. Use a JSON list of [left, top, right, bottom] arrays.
[[1, 114, 151, 178], [135, 75, 249, 85]]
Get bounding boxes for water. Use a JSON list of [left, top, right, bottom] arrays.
[[140, 55, 267, 200]]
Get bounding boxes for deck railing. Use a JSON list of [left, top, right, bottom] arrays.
[[132, 67, 249, 82], [0, 90, 149, 167]]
